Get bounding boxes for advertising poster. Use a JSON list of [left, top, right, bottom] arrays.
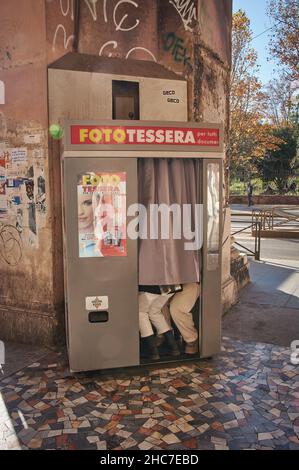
[[35, 168, 46, 214], [0, 150, 7, 217], [0, 180, 7, 217], [6, 148, 28, 178], [77, 172, 127, 258]]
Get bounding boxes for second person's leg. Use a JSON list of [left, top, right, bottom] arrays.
[[149, 294, 180, 356], [170, 283, 200, 354]]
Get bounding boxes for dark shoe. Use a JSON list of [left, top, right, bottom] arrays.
[[144, 335, 160, 360], [185, 340, 198, 355], [163, 330, 181, 357], [155, 334, 165, 348]]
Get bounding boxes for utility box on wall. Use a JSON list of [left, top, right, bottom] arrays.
[[48, 53, 188, 123]]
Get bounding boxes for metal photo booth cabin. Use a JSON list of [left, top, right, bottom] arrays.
[[61, 120, 223, 372], [50, 53, 224, 372]]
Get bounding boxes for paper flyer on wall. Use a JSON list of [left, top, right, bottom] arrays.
[[77, 172, 127, 258], [0, 150, 7, 217]]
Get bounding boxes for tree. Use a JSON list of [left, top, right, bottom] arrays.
[[229, 10, 281, 179], [267, 0, 299, 81], [257, 127, 299, 193], [264, 77, 299, 127]]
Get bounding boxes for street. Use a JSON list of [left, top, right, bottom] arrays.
[[224, 205, 299, 347], [231, 205, 299, 261]]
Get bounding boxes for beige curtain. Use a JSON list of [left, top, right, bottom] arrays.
[[138, 158, 202, 285]]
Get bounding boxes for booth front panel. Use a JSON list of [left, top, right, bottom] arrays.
[[63, 156, 139, 372]]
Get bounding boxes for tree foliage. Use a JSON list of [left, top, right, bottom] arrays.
[[257, 127, 299, 192], [267, 0, 299, 81], [229, 10, 281, 178], [264, 77, 299, 127]]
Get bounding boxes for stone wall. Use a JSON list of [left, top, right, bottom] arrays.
[[230, 195, 299, 205], [0, 0, 61, 344]]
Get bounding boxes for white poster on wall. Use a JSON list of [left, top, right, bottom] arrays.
[[11, 148, 28, 165], [24, 134, 41, 145]]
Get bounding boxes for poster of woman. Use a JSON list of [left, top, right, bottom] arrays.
[[77, 172, 127, 258]]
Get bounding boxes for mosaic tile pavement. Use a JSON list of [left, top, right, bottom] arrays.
[[0, 337, 298, 450]]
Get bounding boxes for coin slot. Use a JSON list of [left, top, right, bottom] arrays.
[[88, 311, 109, 323]]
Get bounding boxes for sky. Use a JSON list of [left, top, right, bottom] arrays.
[[233, 0, 278, 85]]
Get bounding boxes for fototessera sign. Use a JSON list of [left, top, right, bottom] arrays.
[[64, 121, 224, 153], [71, 125, 220, 147]]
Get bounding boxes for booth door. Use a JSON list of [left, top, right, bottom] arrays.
[[63, 156, 138, 372]]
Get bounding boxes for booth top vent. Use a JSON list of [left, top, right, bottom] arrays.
[[48, 52, 185, 81]]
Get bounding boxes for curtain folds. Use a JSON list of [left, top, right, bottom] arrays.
[[138, 158, 202, 285]]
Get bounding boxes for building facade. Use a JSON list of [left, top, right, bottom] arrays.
[[0, 0, 232, 345]]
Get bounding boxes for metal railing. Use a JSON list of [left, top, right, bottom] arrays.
[[232, 221, 261, 261], [251, 207, 299, 231], [252, 209, 274, 230]]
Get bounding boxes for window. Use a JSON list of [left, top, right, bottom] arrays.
[[112, 80, 140, 120]]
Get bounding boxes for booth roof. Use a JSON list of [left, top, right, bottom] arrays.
[[48, 52, 185, 81]]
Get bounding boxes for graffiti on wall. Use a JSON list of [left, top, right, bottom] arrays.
[[59, 0, 75, 19], [52, 0, 157, 61], [99, 41, 157, 61], [0, 223, 23, 266], [52, 0, 74, 50], [169, 0, 197, 32], [52, 24, 74, 51], [163, 32, 192, 70], [84, 0, 140, 31], [112, 0, 140, 32]]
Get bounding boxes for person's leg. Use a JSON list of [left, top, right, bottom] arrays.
[[170, 283, 199, 353], [139, 293, 159, 360], [148, 294, 180, 356], [139, 293, 154, 338], [148, 294, 173, 335]]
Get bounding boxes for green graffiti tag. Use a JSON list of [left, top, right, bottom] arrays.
[[163, 32, 192, 70]]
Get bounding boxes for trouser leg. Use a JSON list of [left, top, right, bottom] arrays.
[[139, 293, 154, 338], [148, 293, 173, 335], [170, 283, 199, 344]]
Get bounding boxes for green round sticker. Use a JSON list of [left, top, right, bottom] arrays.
[[49, 124, 64, 140]]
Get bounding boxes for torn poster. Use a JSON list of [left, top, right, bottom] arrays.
[[35, 168, 46, 214], [0, 151, 7, 216], [10, 148, 28, 165]]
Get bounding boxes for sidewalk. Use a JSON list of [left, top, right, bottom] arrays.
[[223, 258, 299, 347], [1, 258, 299, 450], [1, 337, 299, 450]]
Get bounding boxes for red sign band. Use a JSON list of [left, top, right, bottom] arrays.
[[70, 125, 220, 147]]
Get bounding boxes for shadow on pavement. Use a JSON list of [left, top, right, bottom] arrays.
[[223, 259, 299, 347]]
